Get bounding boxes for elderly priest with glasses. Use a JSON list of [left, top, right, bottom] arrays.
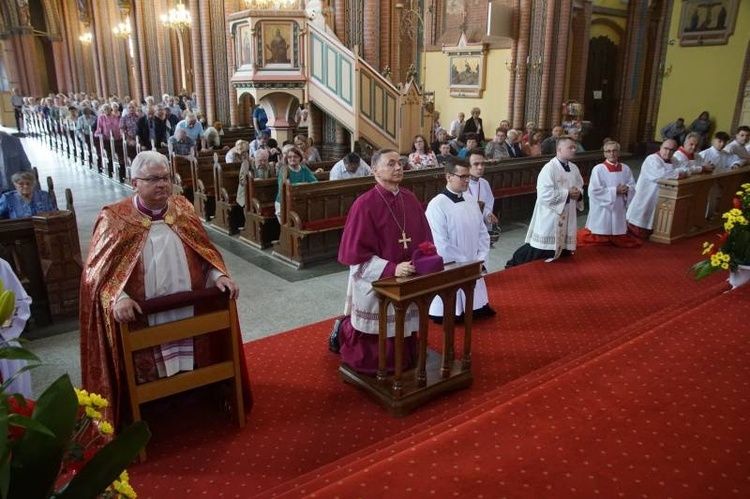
[[80, 151, 249, 425]]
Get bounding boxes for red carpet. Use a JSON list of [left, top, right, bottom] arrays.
[[127, 237, 748, 498]]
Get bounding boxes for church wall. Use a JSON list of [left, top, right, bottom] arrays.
[[655, 2, 750, 138], [423, 48, 512, 132]]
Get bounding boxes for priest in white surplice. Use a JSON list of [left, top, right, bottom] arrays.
[[0, 257, 32, 398], [578, 140, 641, 248], [426, 158, 496, 324], [506, 137, 584, 267], [626, 139, 685, 239]]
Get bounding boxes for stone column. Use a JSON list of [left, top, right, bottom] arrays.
[[537, 0, 557, 129], [550, 0, 572, 127]]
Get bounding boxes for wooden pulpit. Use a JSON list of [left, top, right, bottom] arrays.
[[339, 261, 483, 416]]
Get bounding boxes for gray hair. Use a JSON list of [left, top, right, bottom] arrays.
[[12, 171, 36, 186], [254, 148, 269, 161], [130, 151, 169, 180]]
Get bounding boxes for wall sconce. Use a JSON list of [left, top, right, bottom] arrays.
[[661, 63, 673, 78], [79, 32, 93, 44], [504, 59, 517, 73], [528, 55, 542, 73], [112, 18, 132, 38]]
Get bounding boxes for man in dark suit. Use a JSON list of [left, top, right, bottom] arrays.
[[136, 106, 167, 150], [505, 129, 526, 158], [0, 131, 32, 192]]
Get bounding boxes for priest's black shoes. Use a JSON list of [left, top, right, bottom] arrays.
[[473, 304, 497, 320], [329, 317, 343, 353]]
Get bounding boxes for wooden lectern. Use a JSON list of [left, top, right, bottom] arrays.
[[339, 261, 483, 416]]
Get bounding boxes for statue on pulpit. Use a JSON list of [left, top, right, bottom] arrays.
[[267, 29, 290, 64]]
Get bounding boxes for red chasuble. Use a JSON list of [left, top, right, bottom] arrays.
[[79, 195, 251, 426]]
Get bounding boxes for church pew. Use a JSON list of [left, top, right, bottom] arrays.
[[0, 183, 81, 324], [272, 169, 444, 268], [480, 151, 627, 223], [193, 153, 226, 221], [220, 127, 254, 148], [211, 161, 243, 235], [273, 177, 375, 267], [171, 155, 196, 203], [238, 175, 280, 249]]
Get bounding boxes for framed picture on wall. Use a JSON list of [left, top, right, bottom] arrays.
[[258, 21, 297, 68], [442, 33, 487, 98], [678, 0, 738, 46]]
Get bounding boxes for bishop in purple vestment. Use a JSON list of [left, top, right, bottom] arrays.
[[330, 149, 433, 375]]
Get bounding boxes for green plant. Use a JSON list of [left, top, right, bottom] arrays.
[[690, 182, 750, 279], [0, 348, 149, 499]]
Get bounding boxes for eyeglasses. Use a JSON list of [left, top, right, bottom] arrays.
[[603, 149, 618, 153], [449, 173, 471, 180], [135, 175, 173, 184]]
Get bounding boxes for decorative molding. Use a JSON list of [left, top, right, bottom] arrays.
[[233, 81, 305, 89]]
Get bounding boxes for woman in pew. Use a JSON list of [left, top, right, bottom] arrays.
[[274, 146, 318, 221], [407, 134, 439, 170], [294, 135, 322, 163], [0, 171, 58, 219]]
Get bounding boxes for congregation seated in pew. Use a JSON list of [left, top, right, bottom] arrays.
[[274, 146, 318, 221], [0, 171, 58, 219], [328, 152, 371, 180]]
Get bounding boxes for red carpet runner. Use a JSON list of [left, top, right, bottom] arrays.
[[128, 237, 749, 498]]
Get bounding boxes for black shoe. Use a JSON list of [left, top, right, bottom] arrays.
[[329, 317, 343, 353], [430, 314, 464, 325], [473, 305, 497, 320]]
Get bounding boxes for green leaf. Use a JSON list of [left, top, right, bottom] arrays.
[[55, 421, 150, 499], [7, 375, 78, 499], [6, 414, 55, 438], [0, 347, 40, 363], [688, 260, 718, 280]]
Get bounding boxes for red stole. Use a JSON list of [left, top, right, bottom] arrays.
[[677, 146, 694, 160], [603, 160, 622, 173]]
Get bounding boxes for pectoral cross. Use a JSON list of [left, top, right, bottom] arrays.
[[399, 231, 411, 249]]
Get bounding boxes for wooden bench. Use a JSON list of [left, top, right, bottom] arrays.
[[481, 151, 628, 223], [239, 175, 280, 249], [272, 177, 375, 267], [212, 161, 243, 235], [0, 179, 81, 324], [272, 169, 444, 267], [193, 153, 226, 221], [171, 155, 196, 203], [220, 127, 253, 148]]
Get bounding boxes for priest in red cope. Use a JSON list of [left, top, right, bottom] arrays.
[[329, 149, 433, 374]]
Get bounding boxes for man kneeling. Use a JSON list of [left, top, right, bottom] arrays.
[[329, 149, 433, 375]]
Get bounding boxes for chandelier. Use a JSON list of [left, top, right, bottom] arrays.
[[112, 18, 132, 38], [160, 1, 192, 30], [79, 32, 93, 44], [243, 0, 299, 10]]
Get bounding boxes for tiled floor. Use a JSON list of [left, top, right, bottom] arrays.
[[9, 126, 617, 397]]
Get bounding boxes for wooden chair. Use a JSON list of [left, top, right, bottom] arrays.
[[118, 287, 246, 458]]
